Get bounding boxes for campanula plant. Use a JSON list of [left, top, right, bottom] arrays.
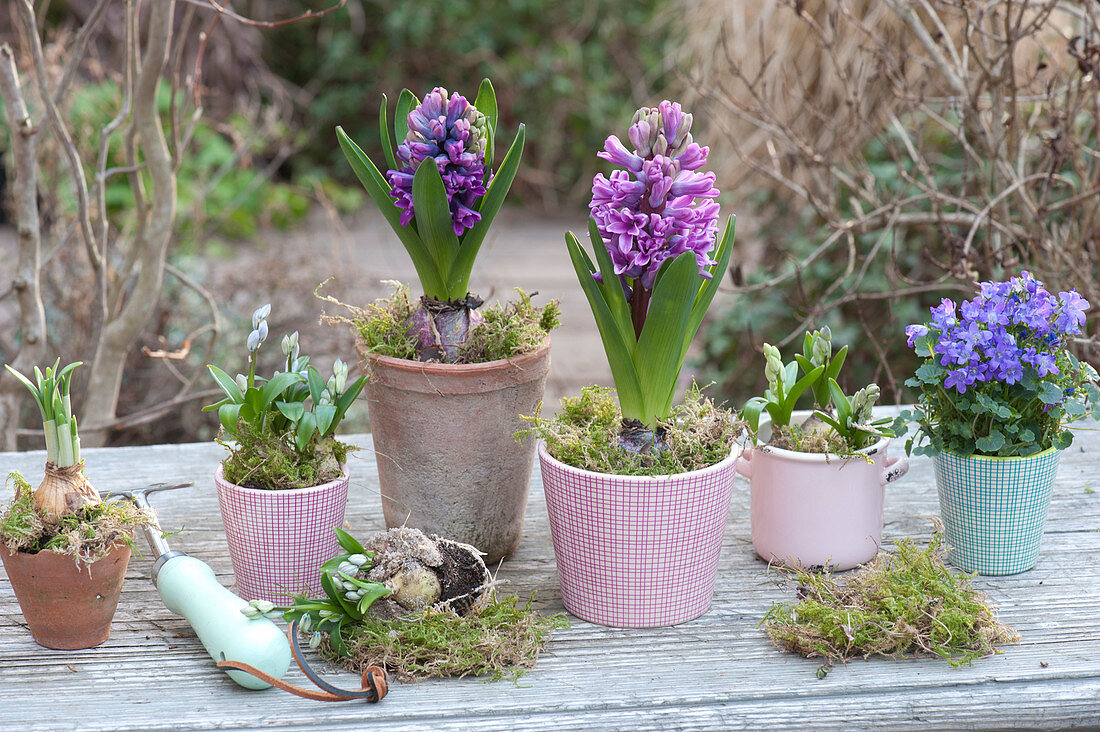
[[566, 100, 734, 449], [335, 81, 525, 361], [904, 272, 1099, 457]]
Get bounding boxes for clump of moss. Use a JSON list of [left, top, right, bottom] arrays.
[[762, 532, 1018, 677], [521, 383, 743, 476], [325, 594, 567, 681], [318, 281, 558, 365], [221, 424, 352, 491], [0, 472, 152, 564], [768, 422, 851, 455], [459, 288, 560, 363]]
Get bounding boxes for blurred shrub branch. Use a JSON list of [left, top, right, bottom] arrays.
[[686, 0, 1099, 402]]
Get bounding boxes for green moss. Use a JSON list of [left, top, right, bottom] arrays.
[[0, 472, 152, 564], [761, 532, 1018, 677], [459, 288, 560, 363], [220, 424, 351, 491], [521, 383, 743, 476], [328, 594, 568, 681]]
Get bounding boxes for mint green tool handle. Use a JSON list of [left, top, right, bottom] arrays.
[[156, 554, 292, 689]]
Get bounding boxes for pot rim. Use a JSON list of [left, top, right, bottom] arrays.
[[215, 463, 350, 494], [364, 337, 551, 375], [936, 445, 1060, 462], [537, 439, 741, 482]]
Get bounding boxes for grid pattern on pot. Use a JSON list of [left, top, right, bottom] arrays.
[[216, 471, 348, 604], [540, 447, 737, 628], [934, 449, 1060, 575]]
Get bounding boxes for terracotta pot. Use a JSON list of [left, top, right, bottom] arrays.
[[738, 415, 909, 570], [216, 465, 349, 603], [1, 543, 131, 649], [359, 341, 551, 564], [538, 442, 741, 628]]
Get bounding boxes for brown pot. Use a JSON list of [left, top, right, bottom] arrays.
[[360, 341, 551, 563], [1, 543, 131, 649]]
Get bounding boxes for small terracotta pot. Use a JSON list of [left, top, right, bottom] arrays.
[[359, 341, 551, 564], [216, 466, 350, 603], [1, 543, 131, 649]]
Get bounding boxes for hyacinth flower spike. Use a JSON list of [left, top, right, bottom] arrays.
[[335, 80, 525, 361], [567, 101, 734, 446]]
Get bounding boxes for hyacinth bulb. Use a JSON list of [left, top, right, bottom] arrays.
[[406, 298, 486, 362], [386, 87, 491, 237]]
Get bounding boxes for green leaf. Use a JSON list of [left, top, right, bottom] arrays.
[[826, 346, 848, 381], [565, 232, 644, 419], [321, 553, 351, 574], [315, 404, 337, 436], [636, 252, 700, 422], [915, 363, 945, 383], [1038, 382, 1064, 405], [682, 215, 735, 358], [321, 571, 360, 621], [779, 365, 825, 420], [827, 379, 851, 427], [378, 94, 396, 171], [243, 387, 264, 418], [334, 527, 366, 555], [975, 429, 1005, 453], [275, 401, 305, 423], [335, 376, 367, 419], [306, 367, 327, 407], [206, 365, 243, 402], [335, 126, 446, 297], [743, 396, 768, 435], [585, 217, 633, 337], [261, 372, 303, 410], [450, 124, 525, 297], [473, 78, 498, 168], [357, 584, 391, 615], [393, 89, 417, 156], [295, 412, 318, 452], [412, 158, 462, 286], [218, 403, 242, 435]]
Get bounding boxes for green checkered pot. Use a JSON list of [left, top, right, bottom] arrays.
[[933, 447, 1061, 575]]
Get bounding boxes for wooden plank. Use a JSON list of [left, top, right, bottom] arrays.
[[1, 418, 1099, 731]]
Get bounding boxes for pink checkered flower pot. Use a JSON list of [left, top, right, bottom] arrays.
[[216, 465, 349, 604], [538, 442, 741, 628]]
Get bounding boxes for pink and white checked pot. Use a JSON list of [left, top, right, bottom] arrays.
[[538, 442, 741, 628], [216, 465, 349, 604]]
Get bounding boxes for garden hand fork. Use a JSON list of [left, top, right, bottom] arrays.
[[104, 482, 292, 689]]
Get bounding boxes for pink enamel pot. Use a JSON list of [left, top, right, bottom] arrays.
[[738, 426, 909, 571]]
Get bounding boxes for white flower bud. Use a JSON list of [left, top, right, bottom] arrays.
[[252, 304, 271, 329], [300, 614, 312, 633], [347, 553, 368, 566], [309, 632, 322, 649], [247, 330, 262, 352], [254, 600, 275, 614], [235, 374, 248, 392]]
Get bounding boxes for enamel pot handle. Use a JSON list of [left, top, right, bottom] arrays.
[[735, 447, 754, 479], [880, 454, 910, 486]]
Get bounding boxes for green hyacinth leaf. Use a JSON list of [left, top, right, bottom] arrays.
[[393, 89, 417, 155], [379, 94, 396, 172], [683, 215, 735, 358], [450, 124, 525, 298], [335, 126, 446, 297], [566, 232, 644, 419], [275, 400, 305, 423], [585, 218, 633, 339], [218, 403, 242, 435], [473, 78, 498, 168], [412, 158, 462, 288], [636, 252, 699, 422], [334, 527, 366, 555]]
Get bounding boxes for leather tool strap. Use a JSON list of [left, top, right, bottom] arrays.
[[217, 619, 389, 702]]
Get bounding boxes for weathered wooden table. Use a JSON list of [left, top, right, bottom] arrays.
[[2, 426, 1099, 731]]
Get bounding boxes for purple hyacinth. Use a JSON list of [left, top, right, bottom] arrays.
[[906, 271, 1090, 395], [387, 87, 490, 236], [589, 101, 720, 290]]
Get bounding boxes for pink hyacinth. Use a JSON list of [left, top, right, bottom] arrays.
[[589, 101, 720, 289]]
